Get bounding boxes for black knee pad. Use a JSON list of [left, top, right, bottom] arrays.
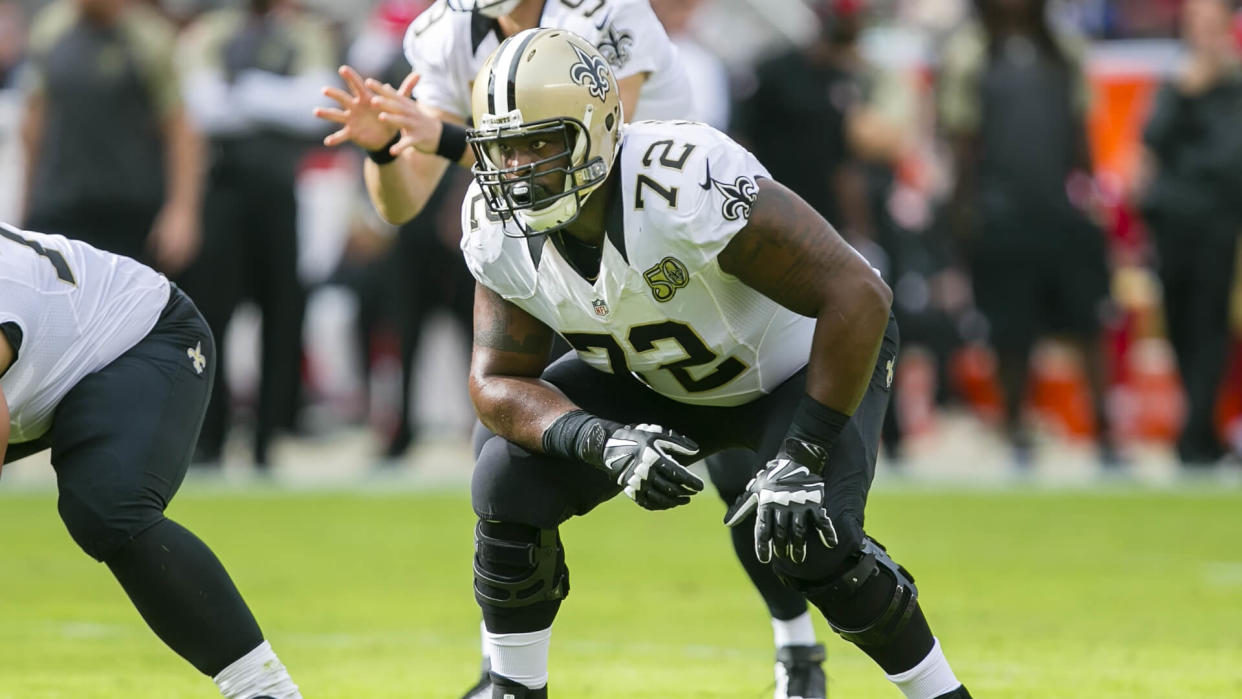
[[804, 538, 918, 647], [57, 489, 162, 562], [474, 521, 569, 608]]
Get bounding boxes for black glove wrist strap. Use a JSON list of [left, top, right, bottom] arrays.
[[541, 409, 621, 468], [783, 394, 851, 474]]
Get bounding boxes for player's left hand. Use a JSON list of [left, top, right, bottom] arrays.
[[601, 424, 704, 511], [723, 438, 838, 563], [366, 73, 449, 158]]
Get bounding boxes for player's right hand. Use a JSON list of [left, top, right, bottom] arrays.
[[314, 65, 401, 152], [601, 424, 704, 511]]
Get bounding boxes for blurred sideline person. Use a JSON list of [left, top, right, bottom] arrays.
[[320, 2, 828, 697], [939, 0, 1117, 465], [737, 0, 923, 462], [0, 1, 27, 224], [20, 0, 201, 276], [0, 223, 299, 699], [455, 29, 971, 699], [649, 0, 731, 130], [177, 0, 336, 467], [1139, 0, 1242, 466]]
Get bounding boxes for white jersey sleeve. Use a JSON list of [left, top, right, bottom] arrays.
[[459, 185, 538, 302], [596, 0, 668, 80], [402, 1, 472, 118], [0, 225, 169, 442], [618, 121, 770, 269]]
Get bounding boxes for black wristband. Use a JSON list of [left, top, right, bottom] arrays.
[[366, 132, 402, 165], [436, 122, 468, 162], [783, 394, 851, 471], [541, 410, 621, 467]]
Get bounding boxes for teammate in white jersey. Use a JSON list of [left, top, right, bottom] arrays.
[[314, 0, 692, 225], [0, 225, 300, 699], [458, 31, 973, 698]]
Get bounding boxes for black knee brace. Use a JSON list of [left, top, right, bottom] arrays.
[[473, 521, 569, 608], [806, 538, 918, 647]]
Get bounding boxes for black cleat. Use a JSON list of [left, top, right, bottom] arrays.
[[935, 685, 973, 698], [490, 672, 548, 698], [774, 643, 826, 699], [460, 657, 492, 699]]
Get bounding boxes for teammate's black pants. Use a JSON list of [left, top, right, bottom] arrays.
[[472, 317, 933, 673], [45, 287, 264, 675]]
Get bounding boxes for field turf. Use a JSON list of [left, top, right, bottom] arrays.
[[2, 484, 1240, 697]]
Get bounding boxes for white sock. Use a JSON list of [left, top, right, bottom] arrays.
[[484, 626, 552, 690], [772, 611, 817, 648], [213, 640, 301, 699], [885, 638, 961, 699], [480, 620, 490, 663]]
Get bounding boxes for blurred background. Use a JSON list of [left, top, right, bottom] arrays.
[[3, 0, 1241, 487]]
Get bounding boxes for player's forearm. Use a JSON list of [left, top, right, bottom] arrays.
[[804, 271, 891, 416], [363, 151, 446, 224], [164, 108, 204, 213], [469, 375, 580, 452], [19, 95, 44, 218]]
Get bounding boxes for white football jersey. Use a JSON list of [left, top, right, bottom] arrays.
[[0, 225, 170, 443], [403, 0, 692, 122], [460, 121, 816, 407]]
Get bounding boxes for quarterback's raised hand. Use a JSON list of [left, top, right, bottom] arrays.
[[724, 438, 838, 563], [601, 424, 704, 511], [314, 65, 400, 152]]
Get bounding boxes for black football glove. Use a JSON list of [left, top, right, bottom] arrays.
[[723, 438, 838, 563], [600, 424, 704, 511]]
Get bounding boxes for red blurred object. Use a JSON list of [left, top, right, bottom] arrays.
[[1215, 339, 1242, 443], [894, 349, 937, 437], [833, 0, 866, 16], [374, 0, 432, 38], [1122, 339, 1183, 443], [1027, 343, 1096, 440], [813, 0, 866, 19], [949, 344, 1003, 425]]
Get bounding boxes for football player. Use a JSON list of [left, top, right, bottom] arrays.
[[317, 2, 831, 697], [0, 224, 300, 699], [455, 30, 973, 698]]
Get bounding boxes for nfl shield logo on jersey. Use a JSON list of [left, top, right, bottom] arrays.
[[591, 298, 609, 317]]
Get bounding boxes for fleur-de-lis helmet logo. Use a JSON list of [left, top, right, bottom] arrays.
[[569, 42, 612, 102]]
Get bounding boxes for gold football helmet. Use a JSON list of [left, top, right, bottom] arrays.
[[467, 28, 624, 236]]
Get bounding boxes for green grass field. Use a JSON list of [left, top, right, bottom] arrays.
[[2, 484, 1241, 698]]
